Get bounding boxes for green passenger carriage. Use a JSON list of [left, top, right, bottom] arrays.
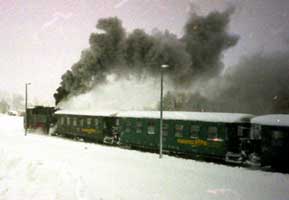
[[117, 111, 253, 161], [53, 110, 253, 162], [54, 110, 118, 143]]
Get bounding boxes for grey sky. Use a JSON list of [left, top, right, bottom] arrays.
[[0, 0, 288, 105]]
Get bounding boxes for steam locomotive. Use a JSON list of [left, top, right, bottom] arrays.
[[25, 106, 289, 172]]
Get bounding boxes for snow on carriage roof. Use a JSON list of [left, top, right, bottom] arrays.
[[56, 110, 253, 123], [55, 110, 118, 117], [117, 111, 253, 123], [251, 114, 289, 127]]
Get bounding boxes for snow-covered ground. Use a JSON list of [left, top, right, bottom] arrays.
[[0, 115, 289, 200]]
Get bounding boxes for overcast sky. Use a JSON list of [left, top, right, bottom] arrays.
[[0, 0, 288, 105]]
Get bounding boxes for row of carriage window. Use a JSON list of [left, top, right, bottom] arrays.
[[133, 122, 219, 139], [59, 116, 220, 139], [60, 116, 101, 128]]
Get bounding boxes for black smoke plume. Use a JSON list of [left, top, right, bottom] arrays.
[[54, 9, 238, 105]]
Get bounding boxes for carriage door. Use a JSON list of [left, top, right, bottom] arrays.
[[104, 117, 117, 137]]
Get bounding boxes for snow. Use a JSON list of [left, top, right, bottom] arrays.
[[251, 114, 289, 127], [56, 110, 254, 123], [1, 114, 289, 200], [118, 111, 254, 123], [55, 110, 118, 117]]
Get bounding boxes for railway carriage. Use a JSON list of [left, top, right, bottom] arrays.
[[54, 110, 118, 143], [251, 114, 289, 171], [117, 111, 253, 162]]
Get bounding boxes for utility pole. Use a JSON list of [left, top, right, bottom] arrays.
[[25, 83, 31, 136], [159, 64, 169, 158]]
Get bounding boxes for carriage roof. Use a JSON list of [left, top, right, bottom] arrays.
[[117, 111, 253, 123], [55, 110, 118, 117], [55, 110, 253, 123], [251, 114, 289, 127]]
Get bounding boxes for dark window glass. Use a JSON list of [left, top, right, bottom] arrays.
[[207, 126, 218, 139], [79, 119, 84, 127], [125, 120, 131, 133], [162, 123, 169, 136], [271, 130, 285, 146], [136, 121, 142, 134], [61, 117, 65, 125], [148, 121, 155, 135], [95, 118, 99, 127], [73, 118, 77, 126], [190, 125, 200, 138], [272, 130, 284, 140], [238, 126, 250, 137], [175, 124, 184, 137], [87, 118, 91, 126], [250, 125, 261, 139], [66, 117, 70, 126]]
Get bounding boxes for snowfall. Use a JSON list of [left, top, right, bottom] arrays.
[[0, 115, 289, 200]]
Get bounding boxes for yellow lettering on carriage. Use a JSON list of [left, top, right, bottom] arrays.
[[81, 128, 96, 134], [177, 139, 208, 146]]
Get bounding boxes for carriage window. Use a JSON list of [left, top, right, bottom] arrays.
[[190, 125, 200, 138], [79, 118, 84, 127], [73, 118, 77, 126], [207, 126, 218, 139], [175, 124, 184, 137], [87, 118, 92, 126], [136, 121, 142, 134], [238, 126, 250, 137], [60, 116, 65, 125], [147, 121, 155, 135], [95, 118, 99, 127], [238, 126, 243, 136], [163, 123, 169, 136], [125, 120, 131, 133], [66, 117, 70, 126], [250, 124, 261, 139], [272, 130, 284, 140], [271, 130, 285, 146]]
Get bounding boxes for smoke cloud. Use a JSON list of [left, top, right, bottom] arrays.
[[54, 9, 238, 106], [216, 51, 289, 114], [163, 50, 289, 115]]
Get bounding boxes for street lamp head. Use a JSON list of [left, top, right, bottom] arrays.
[[161, 64, 169, 68], [26, 82, 31, 85]]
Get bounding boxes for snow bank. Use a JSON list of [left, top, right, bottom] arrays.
[[0, 115, 289, 200]]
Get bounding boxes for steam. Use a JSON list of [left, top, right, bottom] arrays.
[[163, 50, 289, 115], [59, 75, 165, 111], [54, 9, 238, 108], [217, 51, 289, 114]]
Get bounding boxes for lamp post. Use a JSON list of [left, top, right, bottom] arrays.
[[25, 82, 31, 136], [160, 64, 169, 159]]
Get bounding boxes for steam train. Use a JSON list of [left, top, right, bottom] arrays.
[[25, 106, 56, 133], [25, 106, 289, 172]]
